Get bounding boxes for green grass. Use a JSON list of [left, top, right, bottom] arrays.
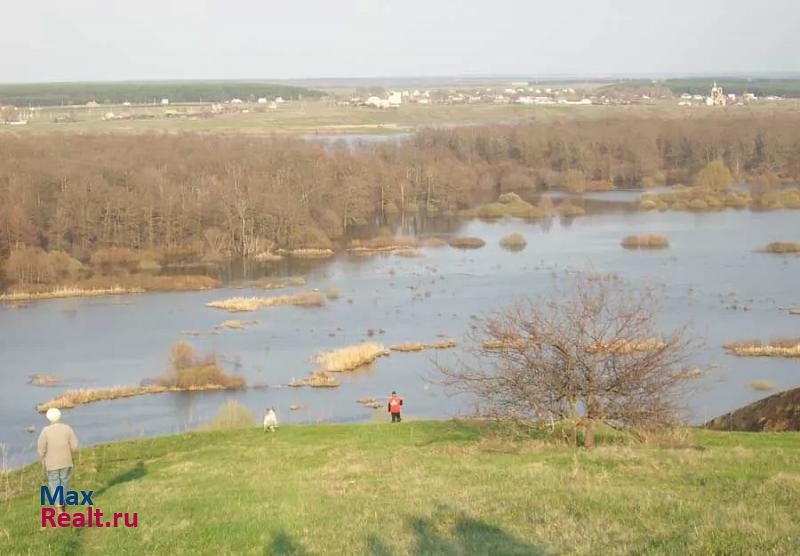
[[2, 421, 799, 555]]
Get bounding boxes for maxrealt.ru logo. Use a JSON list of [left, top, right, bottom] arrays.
[[41, 486, 138, 528]]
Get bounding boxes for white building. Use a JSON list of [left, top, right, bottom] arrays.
[[387, 91, 402, 107], [161, 98, 169, 105], [257, 97, 268, 104]]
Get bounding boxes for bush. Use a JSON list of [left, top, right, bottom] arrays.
[[696, 160, 733, 191], [498, 192, 523, 204], [639, 199, 658, 211], [499, 233, 527, 251], [285, 225, 332, 249], [202, 400, 256, 430]]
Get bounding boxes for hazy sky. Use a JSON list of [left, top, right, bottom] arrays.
[[2, 0, 797, 83]]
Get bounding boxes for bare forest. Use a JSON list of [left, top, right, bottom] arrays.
[[2, 113, 800, 289]]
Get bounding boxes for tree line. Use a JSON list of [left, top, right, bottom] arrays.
[[2, 112, 799, 286]]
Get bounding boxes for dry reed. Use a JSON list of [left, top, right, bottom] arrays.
[[206, 292, 325, 312], [315, 342, 389, 372]]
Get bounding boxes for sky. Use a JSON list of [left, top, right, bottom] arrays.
[[1, 0, 798, 83]]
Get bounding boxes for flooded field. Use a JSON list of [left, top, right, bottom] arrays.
[[1, 205, 798, 467]]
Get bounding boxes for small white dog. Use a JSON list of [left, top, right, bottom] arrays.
[[263, 408, 278, 432]]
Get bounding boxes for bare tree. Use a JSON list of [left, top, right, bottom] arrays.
[[439, 274, 697, 447]]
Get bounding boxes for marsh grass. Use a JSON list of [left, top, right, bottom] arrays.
[[391, 340, 457, 352], [621, 234, 670, 249], [288, 371, 340, 388], [448, 237, 486, 249], [278, 248, 335, 258], [217, 319, 259, 330], [28, 374, 64, 386], [759, 241, 800, 254], [206, 291, 325, 312], [315, 342, 389, 372], [0, 286, 144, 302], [262, 277, 306, 289], [724, 338, 800, 357]]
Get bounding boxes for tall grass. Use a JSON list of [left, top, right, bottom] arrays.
[[0, 286, 144, 302], [315, 342, 389, 372]]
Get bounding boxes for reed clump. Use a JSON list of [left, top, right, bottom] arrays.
[[621, 234, 670, 249], [587, 339, 667, 354], [749, 380, 777, 391], [262, 277, 306, 289], [348, 237, 419, 253], [499, 233, 527, 251], [206, 292, 325, 312], [315, 342, 389, 372], [724, 338, 800, 358], [28, 374, 64, 386], [288, 371, 340, 388], [0, 286, 144, 303], [759, 242, 800, 254], [448, 237, 486, 249], [391, 340, 457, 352]]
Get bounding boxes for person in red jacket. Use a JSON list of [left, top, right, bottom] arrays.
[[388, 391, 403, 423]]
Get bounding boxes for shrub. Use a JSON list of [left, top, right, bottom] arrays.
[[202, 400, 256, 430], [687, 199, 709, 211], [285, 225, 332, 249], [696, 160, 733, 191], [639, 199, 658, 211], [498, 192, 523, 204], [499, 233, 528, 251]]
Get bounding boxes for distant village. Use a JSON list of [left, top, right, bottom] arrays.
[[0, 81, 787, 126]]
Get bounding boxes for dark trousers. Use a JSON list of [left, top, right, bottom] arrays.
[[391, 412, 401, 423]]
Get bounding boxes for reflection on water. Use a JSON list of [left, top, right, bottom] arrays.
[[1, 204, 799, 467]]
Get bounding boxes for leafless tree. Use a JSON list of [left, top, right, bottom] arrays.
[[438, 274, 698, 447]]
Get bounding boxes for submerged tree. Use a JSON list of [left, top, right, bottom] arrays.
[[439, 274, 697, 447]]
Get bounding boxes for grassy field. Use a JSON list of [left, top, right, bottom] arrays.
[[9, 99, 800, 135], [2, 421, 799, 555]]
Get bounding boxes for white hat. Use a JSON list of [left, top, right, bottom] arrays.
[[46, 408, 61, 423]]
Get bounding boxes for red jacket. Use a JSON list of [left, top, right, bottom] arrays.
[[388, 395, 403, 413]]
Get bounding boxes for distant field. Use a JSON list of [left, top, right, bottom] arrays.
[[0, 80, 323, 107], [5, 99, 800, 135], [3, 421, 799, 555]]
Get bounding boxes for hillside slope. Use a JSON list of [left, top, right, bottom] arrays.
[[706, 386, 800, 432], [3, 421, 799, 555]]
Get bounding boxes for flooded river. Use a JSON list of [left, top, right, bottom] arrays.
[[1, 204, 798, 467]]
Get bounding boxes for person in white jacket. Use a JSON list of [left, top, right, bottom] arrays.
[[37, 408, 79, 514]]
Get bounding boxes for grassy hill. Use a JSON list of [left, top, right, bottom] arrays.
[[2, 421, 799, 555]]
